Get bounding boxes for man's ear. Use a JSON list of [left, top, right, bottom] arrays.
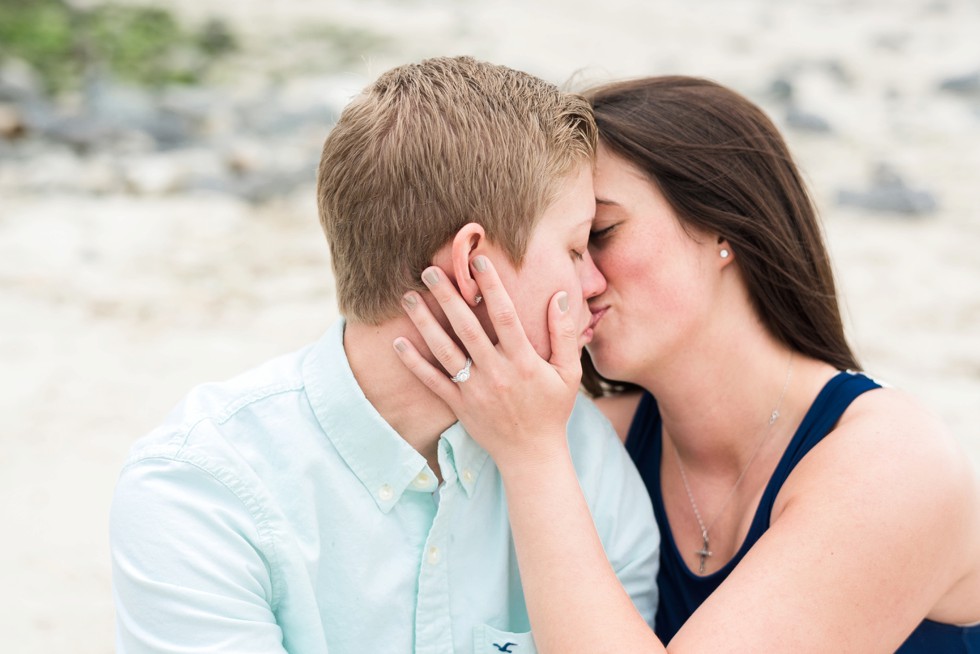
[[451, 223, 486, 306]]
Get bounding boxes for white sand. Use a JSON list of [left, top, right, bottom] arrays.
[[1, 0, 978, 651]]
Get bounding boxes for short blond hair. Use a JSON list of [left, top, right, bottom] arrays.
[[317, 56, 597, 324]]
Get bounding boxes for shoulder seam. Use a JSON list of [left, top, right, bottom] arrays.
[[122, 451, 286, 610]]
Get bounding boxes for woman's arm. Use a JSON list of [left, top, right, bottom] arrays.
[[395, 258, 979, 653]]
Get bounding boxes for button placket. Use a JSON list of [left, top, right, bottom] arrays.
[[414, 476, 455, 654]]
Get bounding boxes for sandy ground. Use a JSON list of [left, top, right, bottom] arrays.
[[1, 0, 978, 651]]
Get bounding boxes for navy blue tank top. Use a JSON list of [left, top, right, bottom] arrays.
[[625, 370, 980, 652]]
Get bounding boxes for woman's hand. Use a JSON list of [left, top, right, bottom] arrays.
[[392, 255, 581, 468]]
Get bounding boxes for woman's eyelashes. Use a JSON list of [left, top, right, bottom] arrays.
[[589, 223, 616, 244]]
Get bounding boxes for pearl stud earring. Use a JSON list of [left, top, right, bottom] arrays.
[[720, 249, 730, 259]]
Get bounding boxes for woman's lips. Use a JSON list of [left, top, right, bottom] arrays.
[[588, 306, 608, 331], [580, 306, 606, 344]]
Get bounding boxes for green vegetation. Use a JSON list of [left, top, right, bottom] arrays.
[[0, 0, 238, 93]]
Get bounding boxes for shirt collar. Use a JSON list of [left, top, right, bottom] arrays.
[[437, 421, 490, 498], [302, 320, 490, 512]]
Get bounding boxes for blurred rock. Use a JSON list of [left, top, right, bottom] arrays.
[[122, 155, 185, 195], [84, 76, 194, 148], [159, 86, 223, 134], [0, 103, 27, 139], [0, 59, 43, 103], [224, 140, 264, 176], [768, 76, 794, 102], [238, 102, 335, 137], [75, 156, 124, 195], [939, 71, 980, 96], [786, 105, 832, 133], [198, 18, 238, 56], [40, 114, 121, 153], [189, 165, 315, 204], [837, 163, 938, 216]]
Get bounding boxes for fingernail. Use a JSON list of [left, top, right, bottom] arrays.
[[393, 338, 408, 353], [557, 291, 569, 313], [473, 256, 487, 273], [422, 269, 439, 286], [402, 293, 417, 309]]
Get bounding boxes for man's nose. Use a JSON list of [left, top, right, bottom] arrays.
[[580, 250, 607, 299]]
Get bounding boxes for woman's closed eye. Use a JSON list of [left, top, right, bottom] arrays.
[[589, 224, 617, 244]]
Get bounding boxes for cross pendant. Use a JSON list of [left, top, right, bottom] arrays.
[[695, 534, 713, 574]]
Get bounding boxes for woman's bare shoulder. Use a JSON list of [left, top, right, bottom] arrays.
[[772, 383, 980, 624], [837, 385, 960, 461], [594, 392, 644, 444], [781, 383, 978, 552]]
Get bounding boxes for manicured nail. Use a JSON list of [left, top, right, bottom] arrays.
[[422, 269, 439, 286], [473, 256, 487, 273], [393, 338, 408, 353], [557, 291, 569, 313], [402, 293, 417, 309]]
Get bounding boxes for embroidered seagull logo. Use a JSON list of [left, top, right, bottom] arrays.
[[492, 643, 517, 652]]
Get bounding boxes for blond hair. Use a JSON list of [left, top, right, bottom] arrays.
[[317, 56, 597, 324]]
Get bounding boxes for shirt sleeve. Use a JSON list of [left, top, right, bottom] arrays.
[[568, 396, 661, 627], [110, 455, 289, 653]]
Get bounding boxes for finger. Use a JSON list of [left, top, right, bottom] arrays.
[[401, 291, 471, 377], [547, 291, 583, 388], [469, 255, 532, 356], [392, 336, 461, 409], [419, 266, 496, 362]]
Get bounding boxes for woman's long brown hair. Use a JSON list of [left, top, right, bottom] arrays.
[[581, 76, 858, 397]]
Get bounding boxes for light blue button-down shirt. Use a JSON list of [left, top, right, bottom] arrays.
[[111, 320, 659, 653]]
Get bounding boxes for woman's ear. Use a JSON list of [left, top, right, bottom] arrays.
[[451, 223, 486, 306]]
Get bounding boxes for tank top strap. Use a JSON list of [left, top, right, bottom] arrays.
[[751, 370, 883, 534]]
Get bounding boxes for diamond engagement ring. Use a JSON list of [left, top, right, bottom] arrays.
[[450, 357, 472, 383]]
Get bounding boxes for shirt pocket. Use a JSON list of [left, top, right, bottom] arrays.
[[473, 624, 538, 654]]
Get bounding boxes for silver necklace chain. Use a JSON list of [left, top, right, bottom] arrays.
[[673, 352, 794, 574]]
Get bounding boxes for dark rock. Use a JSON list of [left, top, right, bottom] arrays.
[[939, 71, 980, 96], [84, 76, 194, 148], [199, 18, 237, 56], [836, 163, 938, 216], [785, 105, 832, 133], [40, 114, 121, 153], [768, 77, 794, 102]]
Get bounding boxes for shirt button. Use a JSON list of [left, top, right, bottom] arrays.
[[461, 469, 474, 483], [427, 546, 441, 565], [378, 484, 394, 501], [413, 472, 430, 488]]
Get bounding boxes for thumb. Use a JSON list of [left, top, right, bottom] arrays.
[[547, 291, 583, 387]]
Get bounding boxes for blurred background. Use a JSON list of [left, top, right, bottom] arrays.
[[1, 0, 978, 651]]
